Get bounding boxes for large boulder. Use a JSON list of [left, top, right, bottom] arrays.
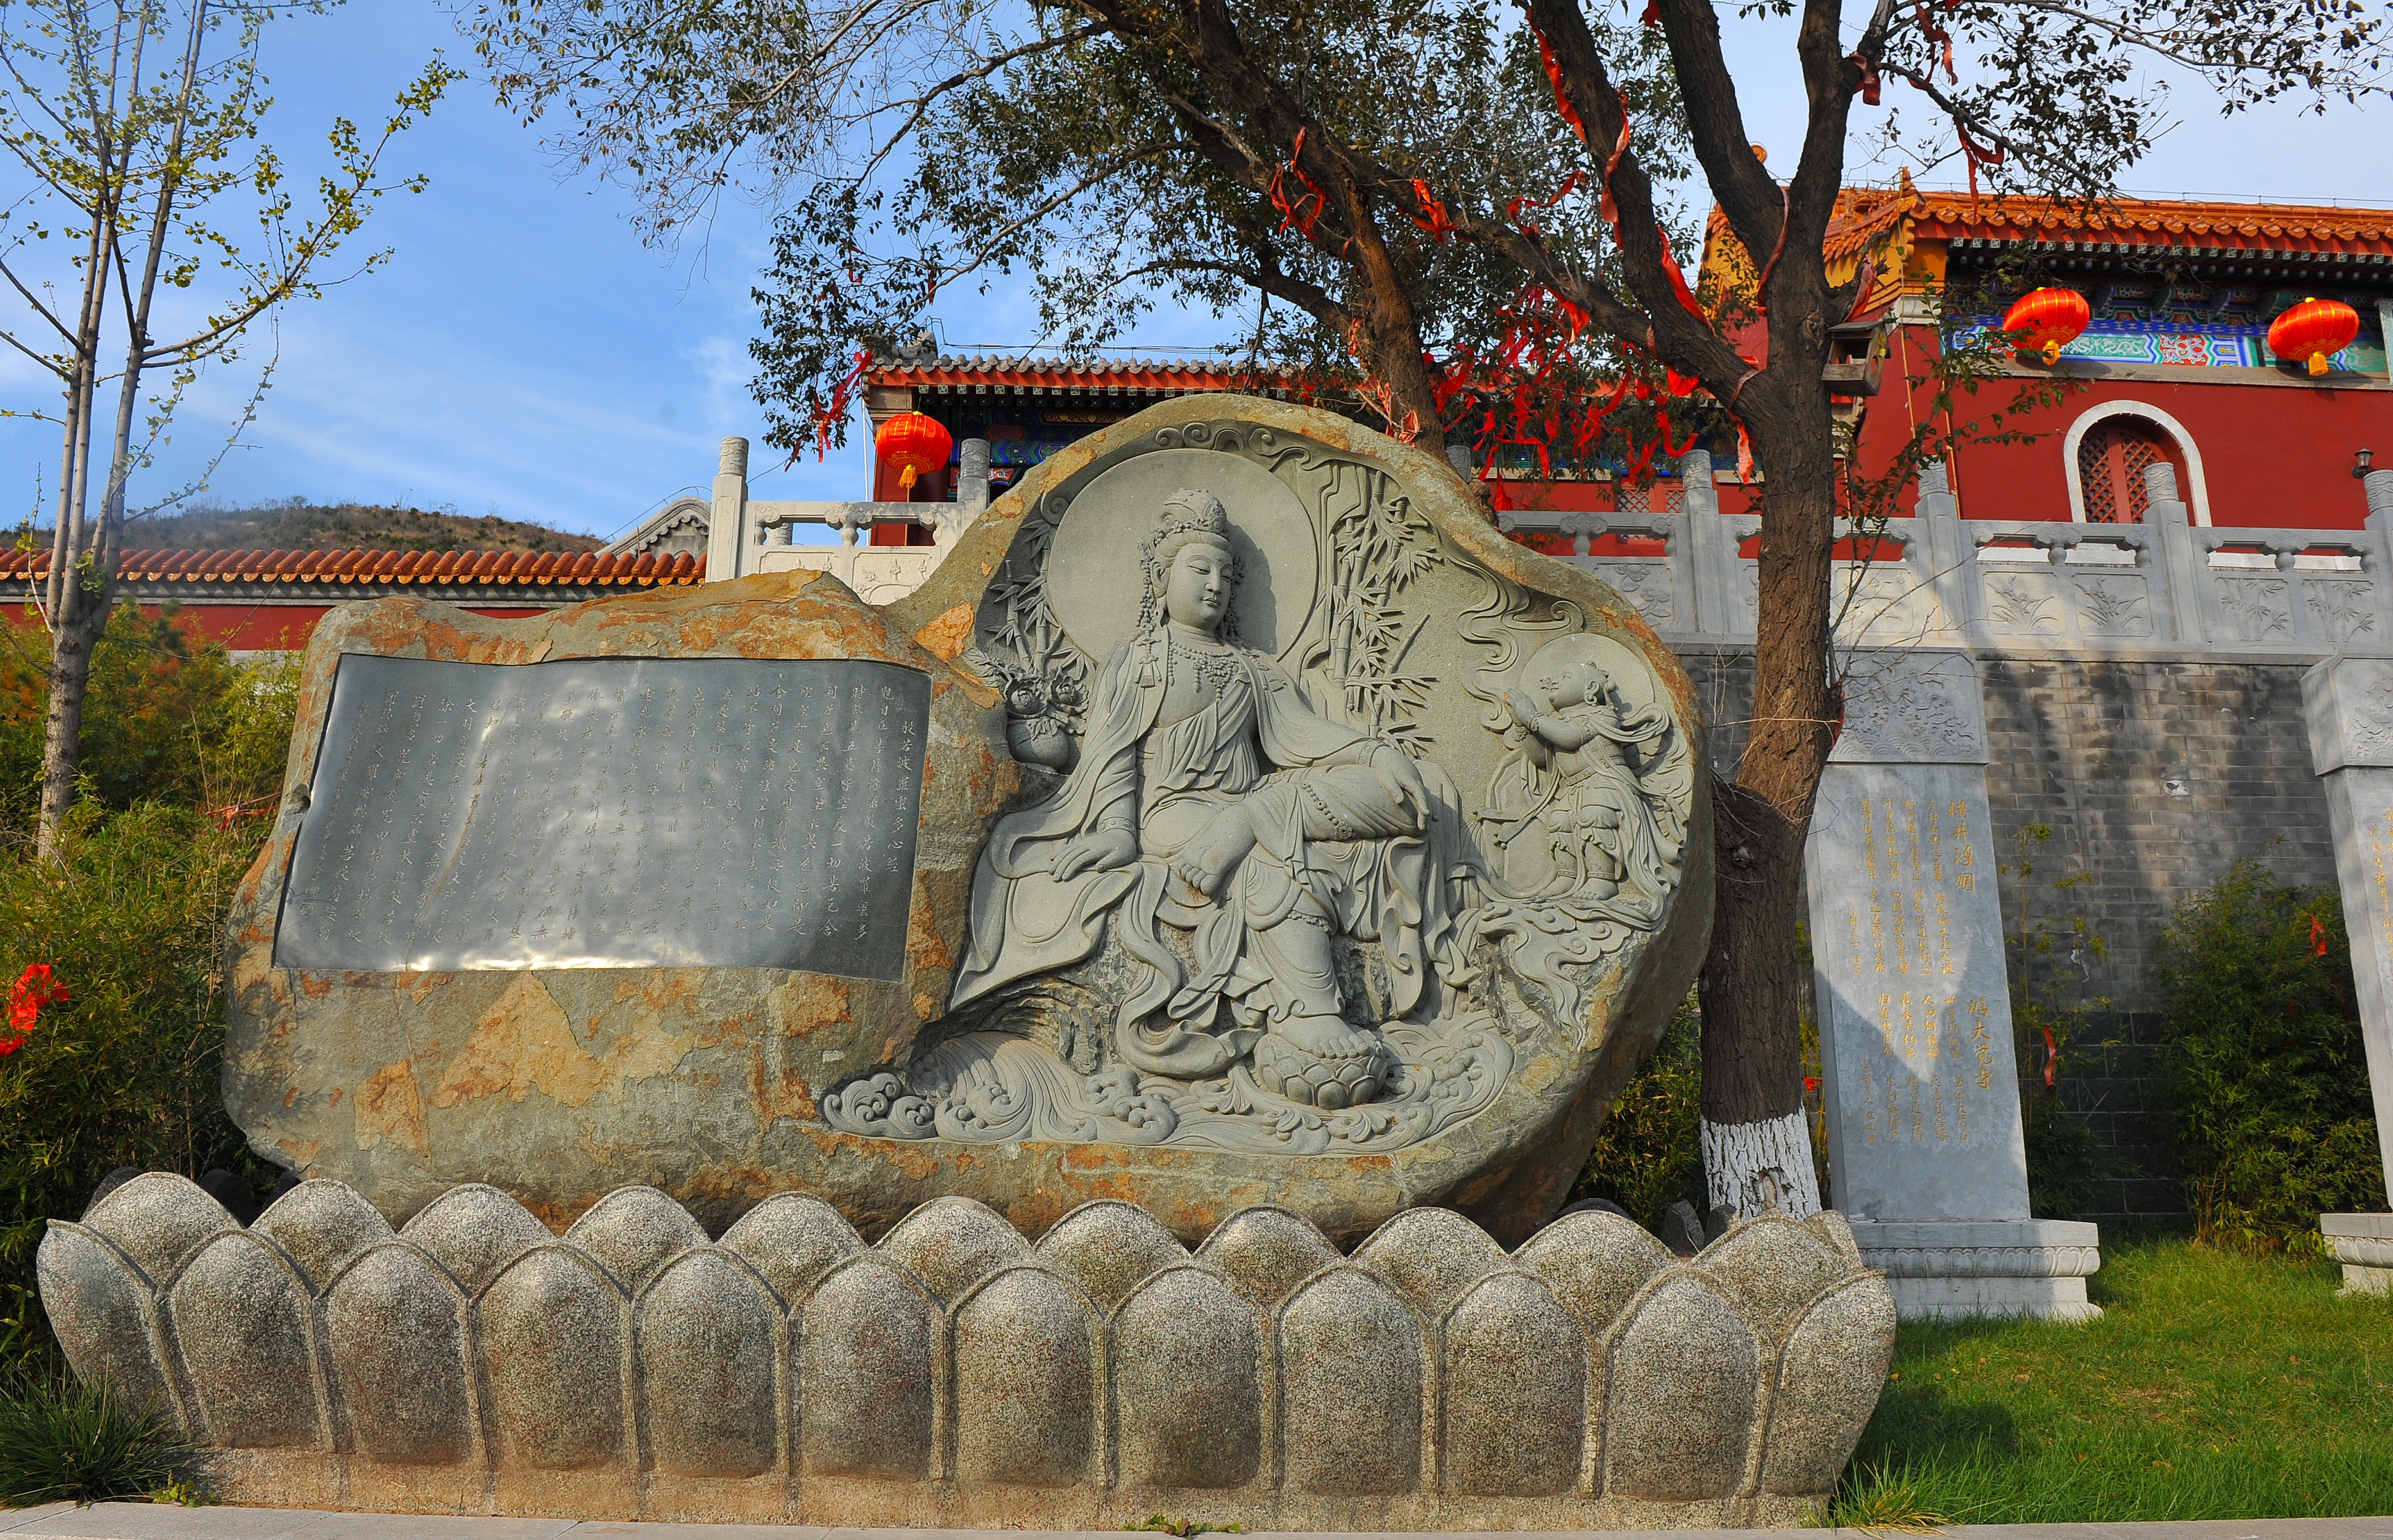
[[223, 396, 1710, 1245]]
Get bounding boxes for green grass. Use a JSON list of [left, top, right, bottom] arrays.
[[1833, 1234, 2393, 1524], [0, 1372, 205, 1507]]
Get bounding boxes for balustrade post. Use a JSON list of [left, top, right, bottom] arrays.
[[957, 438, 993, 526], [2145, 466, 2205, 646], [2365, 467, 2393, 527], [1913, 459, 1981, 647], [705, 436, 752, 584], [1680, 449, 1733, 637]]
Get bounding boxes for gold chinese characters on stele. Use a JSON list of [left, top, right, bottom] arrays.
[[1806, 764, 2033, 1222]]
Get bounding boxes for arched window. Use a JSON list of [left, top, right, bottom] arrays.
[[2063, 402, 2210, 526], [2074, 418, 2184, 523]]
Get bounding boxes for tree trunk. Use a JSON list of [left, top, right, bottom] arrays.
[[35, 603, 103, 860], [1696, 780, 1820, 1216], [1696, 399, 1841, 1221], [1355, 286, 1447, 457]]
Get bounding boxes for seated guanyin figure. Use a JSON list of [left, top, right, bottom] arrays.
[[950, 489, 1465, 1109]]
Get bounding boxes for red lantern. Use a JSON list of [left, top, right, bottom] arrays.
[[2268, 297, 2361, 378], [874, 412, 953, 496], [2001, 287, 2091, 365]]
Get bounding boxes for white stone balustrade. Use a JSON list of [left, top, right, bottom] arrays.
[[703, 435, 993, 603], [699, 431, 2390, 656]]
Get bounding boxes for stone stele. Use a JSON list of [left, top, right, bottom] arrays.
[[222, 395, 1712, 1247]]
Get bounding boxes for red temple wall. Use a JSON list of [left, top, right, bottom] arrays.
[[3, 603, 558, 651], [1857, 324, 2391, 530]]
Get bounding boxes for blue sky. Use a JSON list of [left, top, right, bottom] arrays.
[[0, 2, 2384, 544]]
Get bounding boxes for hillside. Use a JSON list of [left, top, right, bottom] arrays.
[[103, 500, 604, 556]]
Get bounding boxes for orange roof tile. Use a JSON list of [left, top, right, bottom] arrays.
[[1824, 175, 1927, 263], [872, 353, 1270, 392], [1913, 194, 2393, 256], [0, 547, 706, 590]]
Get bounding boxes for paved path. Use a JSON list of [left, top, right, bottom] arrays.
[[5, 1505, 2392, 1540]]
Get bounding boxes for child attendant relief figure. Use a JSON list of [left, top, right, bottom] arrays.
[[1470, 637, 1684, 1028], [949, 489, 1469, 1109]]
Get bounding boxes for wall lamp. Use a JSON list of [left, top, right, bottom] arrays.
[[2360, 449, 2378, 480]]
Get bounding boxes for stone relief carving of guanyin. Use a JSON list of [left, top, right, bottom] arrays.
[[824, 422, 1691, 1154]]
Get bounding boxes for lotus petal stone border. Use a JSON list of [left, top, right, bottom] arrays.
[[40, 1175, 1894, 1530]]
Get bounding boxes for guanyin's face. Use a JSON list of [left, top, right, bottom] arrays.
[[1163, 540, 1233, 633]]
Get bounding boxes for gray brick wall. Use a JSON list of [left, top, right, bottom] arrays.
[[1976, 657, 2333, 1009], [1675, 646, 2338, 1225]]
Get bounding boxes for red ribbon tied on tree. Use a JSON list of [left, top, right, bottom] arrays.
[[1268, 129, 1330, 240], [1410, 180, 1456, 241], [1, 963, 67, 1056]]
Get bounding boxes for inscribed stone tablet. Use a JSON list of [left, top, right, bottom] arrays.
[[1802, 763, 2030, 1221], [275, 654, 928, 976]]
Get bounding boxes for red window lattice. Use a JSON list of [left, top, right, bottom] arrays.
[[2076, 421, 2174, 524]]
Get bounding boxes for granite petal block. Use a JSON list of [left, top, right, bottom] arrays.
[[1035, 1200, 1188, 1315], [166, 1232, 324, 1450], [1279, 1266, 1424, 1496], [1603, 1273, 1760, 1501], [1111, 1264, 1263, 1491], [400, 1186, 555, 1297], [795, 1254, 937, 1481], [323, 1242, 475, 1465], [638, 1250, 781, 1478], [951, 1265, 1098, 1488], [565, 1187, 709, 1297], [1352, 1208, 1507, 1322], [41, 1175, 1896, 1528], [1438, 1272, 1587, 1497], [718, 1193, 860, 1302], [254, 1181, 394, 1293], [1510, 1208, 1673, 1337], [1760, 1273, 1901, 1495], [35, 1224, 175, 1417], [1697, 1215, 1857, 1342], [478, 1246, 628, 1470], [875, 1196, 1029, 1306], [82, 1172, 234, 1283], [1193, 1204, 1342, 1313], [1806, 1209, 1866, 1266]]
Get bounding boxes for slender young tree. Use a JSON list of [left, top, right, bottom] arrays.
[[466, 0, 2386, 1217], [0, 0, 458, 856]]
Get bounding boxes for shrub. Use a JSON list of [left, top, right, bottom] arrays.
[[0, 806, 276, 1373], [0, 1369, 204, 1505], [0, 616, 297, 1372], [2155, 857, 2384, 1252], [1575, 992, 1706, 1229], [0, 604, 299, 832]]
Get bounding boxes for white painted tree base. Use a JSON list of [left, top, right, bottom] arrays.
[[1701, 1110, 1824, 1220]]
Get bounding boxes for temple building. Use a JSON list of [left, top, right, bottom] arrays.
[[36, 189, 2386, 656], [1716, 183, 2393, 532]]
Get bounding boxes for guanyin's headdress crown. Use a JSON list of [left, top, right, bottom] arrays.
[[1155, 488, 1230, 543]]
